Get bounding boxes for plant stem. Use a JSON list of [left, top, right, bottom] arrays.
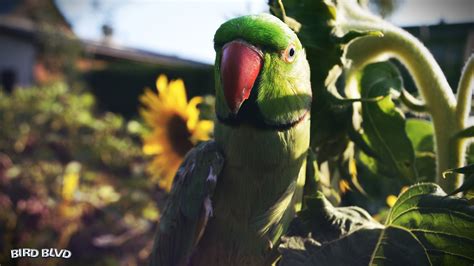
[[455, 55, 474, 123], [399, 90, 427, 113], [343, 20, 463, 191]]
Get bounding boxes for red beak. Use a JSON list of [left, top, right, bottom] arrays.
[[220, 40, 263, 114]]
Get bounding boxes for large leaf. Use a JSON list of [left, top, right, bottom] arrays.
[[289, 192, 382, 243], [279, 229, 380, 266], [359, 62, 417, 181], [280, 227, 430, 266], [386, 183, 474, 265], [280, 183, 474, 265], [406, 119, 434, 153]]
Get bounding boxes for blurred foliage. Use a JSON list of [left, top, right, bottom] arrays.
[[16, 0, 83, 85], [0, 83, 163, 265], [37, 24, 82, 84]]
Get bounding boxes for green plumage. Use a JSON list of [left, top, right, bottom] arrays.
[[149, 141, 224, 266], [150, 13, 312, 266], [214, 14, 298, 51]]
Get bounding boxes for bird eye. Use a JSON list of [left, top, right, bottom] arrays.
[[283, 45, 296, 63]]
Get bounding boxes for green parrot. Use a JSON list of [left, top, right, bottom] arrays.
[[150, 13, 312, 266]]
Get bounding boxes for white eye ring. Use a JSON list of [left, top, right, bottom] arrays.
[[283, 45, 296, 63]]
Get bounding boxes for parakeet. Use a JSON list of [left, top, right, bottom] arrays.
[[150, 13, 312, 266]]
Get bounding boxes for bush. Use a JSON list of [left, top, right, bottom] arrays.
[[0, 83, 160, 265]]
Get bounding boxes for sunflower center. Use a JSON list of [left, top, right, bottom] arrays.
[[167, 114, 193, 157]]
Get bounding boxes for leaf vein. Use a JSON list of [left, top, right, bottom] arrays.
[[425, 248, 474, 261], [389, 207, 474, 225], [411, 229, 474, 243]]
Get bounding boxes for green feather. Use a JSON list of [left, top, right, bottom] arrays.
[[256, 51, 311, 126], [214, 14, 299, 51], [149, 141, 224, 266]]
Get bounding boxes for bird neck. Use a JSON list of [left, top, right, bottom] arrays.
[[203, 119, 309, 257]]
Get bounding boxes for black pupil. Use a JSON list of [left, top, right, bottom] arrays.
[[289, 48, 295, 57]]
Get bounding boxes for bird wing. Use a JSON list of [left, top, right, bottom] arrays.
[[149, 141, 224, 266]]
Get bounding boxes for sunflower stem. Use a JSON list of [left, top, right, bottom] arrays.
[[399, 90, 427, 113], [342, 14, 465, 192]]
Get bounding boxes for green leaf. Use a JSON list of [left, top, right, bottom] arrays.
[[280, 226, 430, 266], [281, 183, 474, 265], [406, 119, 434, 153], [443, 164, 474, 177], [348, 126, 378, 158], [279, 229, 380, 266], [443, 164, 474, 196], [406, 119, 436, 181], [413, 153, 436, 182], [360, 62, 417, 181], [370, 226, 432, 265], [445, 176, 474, 197], [386, 183, 474, 265], [360, 62, 403, 96], [297, 192, 383, 243], [454, 125, 474, 139]]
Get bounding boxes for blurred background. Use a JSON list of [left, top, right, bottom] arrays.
[[0, 0, 472, 265]]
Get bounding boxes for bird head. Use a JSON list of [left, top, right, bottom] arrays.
[[214, 14, 312, 130]]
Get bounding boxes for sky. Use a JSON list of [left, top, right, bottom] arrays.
[[56, 0, 474, 64]]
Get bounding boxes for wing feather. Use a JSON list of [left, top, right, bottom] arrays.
[[149, 141, 224, 266]]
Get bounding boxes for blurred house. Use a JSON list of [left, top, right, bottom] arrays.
[[0, 0, 213, 116], [0, 0, 80, 89], [0, 16, 36, 92]]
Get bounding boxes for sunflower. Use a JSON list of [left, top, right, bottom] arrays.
[[140, 75, 213, 191]]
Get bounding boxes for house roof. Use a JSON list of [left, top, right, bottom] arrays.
[[0, 15, 36, 41], [0, 14, 211, 70], [82, 40, 211, 69]]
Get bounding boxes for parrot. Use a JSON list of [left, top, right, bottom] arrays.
[[149, 13, 312, 266]]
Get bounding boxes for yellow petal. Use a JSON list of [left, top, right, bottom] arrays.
[[139, 89, 155, 106], [186, 97, 203, 130], [169, 79, 187, 108], [386, 195, 398, 207], [186, 112, 199, 131], [156, 74, 168, 94], [339, 179, 351, 194], [142, 131, 167, 153], [191, 120, 214, 143], [187, 96, 203, 114], [143, 143, 163, 155], [62, 163, 81, 202]]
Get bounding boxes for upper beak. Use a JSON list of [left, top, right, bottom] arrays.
[[220, 40, 263, 114]]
